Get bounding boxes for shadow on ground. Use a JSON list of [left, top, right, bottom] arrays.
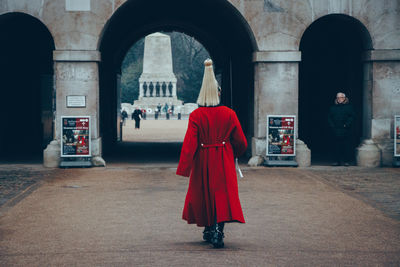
[[104, 142, 183, 164]]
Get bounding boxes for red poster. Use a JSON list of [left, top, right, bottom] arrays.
[[61, 116, 91, 157], [267, 115, 296, 156]]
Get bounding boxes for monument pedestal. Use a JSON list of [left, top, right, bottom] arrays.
[[133, 97, 182, 111]]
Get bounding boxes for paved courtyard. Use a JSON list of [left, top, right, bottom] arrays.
[[0, 120, 400, 265], [122, 118, 187, 143], [0, 164, 399, 266]]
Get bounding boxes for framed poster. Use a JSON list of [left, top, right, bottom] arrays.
[[395, 115, 400, 157], [61, 116, 91, 157], [266, 115, 296, 156]]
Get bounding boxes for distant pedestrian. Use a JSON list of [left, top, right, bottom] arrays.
[[121, 110, 128, 126], [328, 92, 355, 166], [176, 59, 247, 248], [132, 108, 143, 129], [176, 105, 182, 120], [163, 103, 169, 114]]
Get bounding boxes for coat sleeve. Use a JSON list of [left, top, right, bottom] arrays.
[[176, 114, 199, 177], [230, 111, 248, 157]]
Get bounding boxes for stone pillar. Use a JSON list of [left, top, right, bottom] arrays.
[[249, 51, 306, 166], [43, 50, 105, 167], [357, 49, 400, 166]]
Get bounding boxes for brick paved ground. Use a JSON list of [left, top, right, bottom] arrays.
[[1, 119, 399, 265], [0, 165, 56, 208], [307, 166, 400, 221], [122, 119, 188, 142], [2, 164, 399, 224], [0, 165, 399, 266]]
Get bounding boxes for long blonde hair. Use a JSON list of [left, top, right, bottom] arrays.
[[197, 59, 220, 106]]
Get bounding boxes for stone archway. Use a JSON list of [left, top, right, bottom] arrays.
[[298, 14, 373, 165], [98, 0, 257, 158], [0, 12, 55, 162]]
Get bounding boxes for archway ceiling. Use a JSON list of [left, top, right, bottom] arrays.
[[99, 0, 256, 70]]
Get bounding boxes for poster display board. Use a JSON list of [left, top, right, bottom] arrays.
[[61, 116, 91, 157], [266, 115, 296, 156], [395, 115, 400, 157]]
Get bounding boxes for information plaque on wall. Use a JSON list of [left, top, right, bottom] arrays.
[[395, 115, 400, 157], [266, 115, 296, 156], [67, 95, 86, 108], [61, 116, 91, 157]]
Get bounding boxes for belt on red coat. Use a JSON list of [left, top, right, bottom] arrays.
[[200, 141, 227, 148]]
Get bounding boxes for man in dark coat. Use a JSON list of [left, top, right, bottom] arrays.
[[132, 108, 143, 129], [328, 92, 355, 166]]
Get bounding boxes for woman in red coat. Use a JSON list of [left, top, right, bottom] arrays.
[[176, 59, 247, 248]]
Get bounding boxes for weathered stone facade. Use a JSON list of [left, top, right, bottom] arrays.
[[0, 0, 399, 167]]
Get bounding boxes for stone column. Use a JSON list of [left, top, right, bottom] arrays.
[[250, 51, 311, 166], [43, 50, 105, 167], [356, 49, 400, 166]]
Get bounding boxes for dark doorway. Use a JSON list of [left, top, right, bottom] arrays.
[[0, 13, 55, 162], [98, 0, 256, 161], [299, 15, 372, 164]]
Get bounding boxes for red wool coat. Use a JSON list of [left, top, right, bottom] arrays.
[[176, 106, 247, 227]]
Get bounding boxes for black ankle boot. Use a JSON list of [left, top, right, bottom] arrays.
[[203, 226, 212, 242], [211, 223, 225, 248]]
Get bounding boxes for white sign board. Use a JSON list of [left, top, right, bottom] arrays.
[[67, 95, 86, 108]]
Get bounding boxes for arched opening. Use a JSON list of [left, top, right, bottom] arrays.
[[299, 14, 373, 165], [0, 13, 55, 162], [98, 0, 256, 162]]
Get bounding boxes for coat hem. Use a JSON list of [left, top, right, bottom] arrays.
[[183, 218, 245, 227]]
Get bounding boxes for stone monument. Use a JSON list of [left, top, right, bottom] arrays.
[[133, 32, 183, 111]]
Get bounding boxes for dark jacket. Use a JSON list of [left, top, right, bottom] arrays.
[[121, 110, 128, 119], [328, 98, 355, 137], [132, 109, 142, 121]]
